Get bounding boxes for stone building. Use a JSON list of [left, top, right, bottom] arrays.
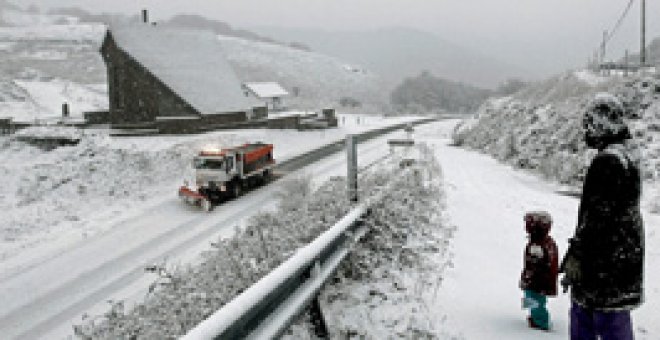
[[100, 24, 263, 133]]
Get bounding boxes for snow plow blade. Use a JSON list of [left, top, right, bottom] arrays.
[[178, 186, 205, 201], [178, 186, 213, 211]]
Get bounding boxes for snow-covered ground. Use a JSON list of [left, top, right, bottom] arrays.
[[2, 118, 656, 338], [427, 120, 659, 339], [0, 116, 418, 339]]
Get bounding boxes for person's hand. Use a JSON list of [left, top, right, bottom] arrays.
[[561, 255, 581, 293], [561, 275, 571, 293]]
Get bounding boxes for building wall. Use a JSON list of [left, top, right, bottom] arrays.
[[83, 110, 110, 124], [101, 31, 254, 132], [0, 118, 12, 135], [156, 112, 248, 134], [252, 106, 268, 120], [271, 97, 286, 111], [267, 116, 299, 129], [322, 108, 338, 127], [101, 32, 203, 126]]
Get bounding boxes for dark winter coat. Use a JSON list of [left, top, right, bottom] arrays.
[[520, 235, 559, 296], [564, 142, 644, 311]]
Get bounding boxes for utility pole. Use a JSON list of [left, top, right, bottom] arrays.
[[625, 49, 629, 77], [346, 135, 358, 203], [601, 30, 608, 64], [641, 0, 646, 65]]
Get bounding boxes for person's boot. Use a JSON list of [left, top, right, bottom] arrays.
[[527, 316, 550, 331]]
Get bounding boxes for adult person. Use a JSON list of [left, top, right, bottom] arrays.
[[561, 92, 644, 340]]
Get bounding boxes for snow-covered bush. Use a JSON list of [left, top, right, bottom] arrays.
[[453, 71, 660, 212], [454, 73, 659, 179], [274, 174, 312, 211], [73, 174, 359, 338], [286, 143, 456, 338]]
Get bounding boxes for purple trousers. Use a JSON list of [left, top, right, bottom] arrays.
[[570, 301, 633, 340]]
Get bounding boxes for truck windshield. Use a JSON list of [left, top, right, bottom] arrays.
[[193, 158, 224, 170]]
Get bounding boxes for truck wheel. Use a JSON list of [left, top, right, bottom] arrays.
[[262, 170, 272, 183], [201, 198, 213, 212], [231, 182, 243, 198]]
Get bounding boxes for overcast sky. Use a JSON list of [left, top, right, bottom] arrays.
[[17, 0, 659, 78]]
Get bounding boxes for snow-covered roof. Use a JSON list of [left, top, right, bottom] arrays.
[[108, 24, 260, 115], [243, 82, 289, 99]]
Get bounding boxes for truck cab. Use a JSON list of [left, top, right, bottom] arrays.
[[192, 150, 240, 199]]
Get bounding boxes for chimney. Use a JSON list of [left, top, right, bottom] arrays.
[[62, 102, 69, 118], [142, 9, 148, 24]]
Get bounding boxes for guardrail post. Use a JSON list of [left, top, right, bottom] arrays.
[[308, 260, 329, 338], [310, 296, 329, 338], [346, 134, 358, 202]]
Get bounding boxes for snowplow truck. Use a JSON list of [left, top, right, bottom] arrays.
[[178, 143, 275, 211]]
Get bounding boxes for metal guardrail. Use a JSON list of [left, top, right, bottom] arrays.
[[182, 119, 435, 339], [274, 118, 437, 173], [182, 199, 377, 339]]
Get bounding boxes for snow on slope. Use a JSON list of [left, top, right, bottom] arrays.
[[1, 8, 77, 26], [0, 9, 107, 121], [0, 8, 390, 121], [0, 8, 105, 42], [12, 80, 107, 121], [0, 79, 108, 122], [0, 23, 104, 42], [218, 35, 390, 113], [454, 70, 660, 213]]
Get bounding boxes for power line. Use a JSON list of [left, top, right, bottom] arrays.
[[605, 0, 635, 44], [592, 0, 635, 63]]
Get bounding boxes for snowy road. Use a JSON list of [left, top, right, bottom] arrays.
[[421, 120, 659, 339], [0, 130, 402, 339]]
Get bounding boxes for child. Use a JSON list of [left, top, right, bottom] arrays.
[[520, 211, 559, 331]]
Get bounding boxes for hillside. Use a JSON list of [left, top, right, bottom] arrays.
[[250, 26, 528, 89], [218, 35, 389, 114], [453, 70, 660, 212], [390, 71, 491, 114], [0, 6, 390, 122], [47, 9, 312, 52]]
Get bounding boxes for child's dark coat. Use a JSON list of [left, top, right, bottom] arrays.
[[520, 222, 559, 297]]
